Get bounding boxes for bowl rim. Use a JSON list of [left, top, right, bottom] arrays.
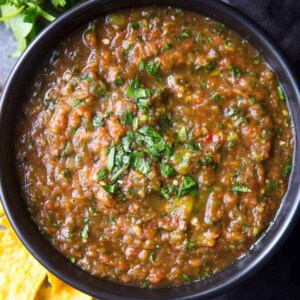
[[1, 0, 300, 299]]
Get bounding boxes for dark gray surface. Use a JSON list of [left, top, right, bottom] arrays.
[[0, 24, 17, 89]]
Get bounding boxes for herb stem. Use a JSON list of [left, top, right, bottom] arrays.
[[35, 5, 56, 22], [0, 6, 25, 21]]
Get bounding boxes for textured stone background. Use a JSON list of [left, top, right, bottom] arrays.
[[0, 24, 17, 88]]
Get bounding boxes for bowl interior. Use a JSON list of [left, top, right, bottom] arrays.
[[0, 0, 300, 299]]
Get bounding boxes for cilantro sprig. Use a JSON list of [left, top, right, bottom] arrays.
[[0, 0, 81, 57]]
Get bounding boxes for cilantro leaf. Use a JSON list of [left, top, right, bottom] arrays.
[[138, 59, 161, 81], [160, 187, 171, 199], [97, 169, 107, 182], [124, 109, 134, 125], [277, 85, 286, 101], [51, 0, 67, 8], [161, 163, 176, 178], [131, 152, 150, 175], [107, 146, 115, 173], [101, 183, 118, 194], [81, 224, 89, 240], [230, 183, 251, 193], [93, 111, 110, 127], [178, 176, 198, 197]]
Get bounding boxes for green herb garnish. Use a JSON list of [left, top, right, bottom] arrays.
[[107, 146, 115, 173], [160, 187, 171, 199], [81, 224, 89, 240], [113, 77, 124, 86], [231, 65, 241, 77], [283, 156, 292, 176], [63, 168, 71, 179], [200, 80, 207, 89], [72, 98, 82, 108], [230, 183, 251, 193], [277, 85, 286, 101], [182, 274, 191, 281], [139, 60, 161, 81], [180, 30, 191, 39], [97, 169, 107, 182], [161, 163, 176, 178], [132, 21, 140, 30], [162, 42, 173, 51], [253, 54, 261, 65], [93, 111, 110, 127], [124, 109, 134, 125], [101, 183, 118, 194], [131, 152, 150, 175]]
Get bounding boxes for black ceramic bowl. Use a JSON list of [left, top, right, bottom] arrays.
[[0, 0, 300, 299]]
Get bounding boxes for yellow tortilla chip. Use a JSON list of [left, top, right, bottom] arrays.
[[0, 216, 47, 300], [0, 199, 4, 215], [36, 272, 92, 300]]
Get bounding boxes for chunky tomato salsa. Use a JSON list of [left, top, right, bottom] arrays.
[[15, 7, 293, 287]]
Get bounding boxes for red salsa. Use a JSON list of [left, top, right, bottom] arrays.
[[15, 7, 293, 287]]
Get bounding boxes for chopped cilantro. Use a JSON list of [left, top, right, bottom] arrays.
[[138, 126, 166, 154], [161, 163, 176, 178], [253, 54, 261, 65], [124, 109, 134, 125], [149, 252, 154, 263], [206, 60, 216, 71], [81, 224, 89, 240], [230, 183, 251, 193], [125, 75, 154, 107], [159, 115, 172, 128], [63, 168, 71, 179], [162, 42, 173, 51], [136, 98, 150, 111], [182, 274, 191, 281], [177, 126, 188, 141], [210, 92, 224, 102], [122, 44, 134, 57], [249, 95, 257, 104], [140, 280, 150, 288], [180, 30, 191, 39], [200, 80, 207, 89], [79, 73, 92, 82], [97, 169, 107, 182], [231, 65, 241, 77], [72, 98, 82, 108], [173, 8, 183, 14], [131, 152, 150, 175], [109, 215, 116, 224], [283, 157, 292, 176], [160, 187, 171, 199], [133, 117, 139, 130], [107, 146, 115, 173], [138, 59, 145, 71], [138, 60, 161, 81], [178, 176, 198, 197], [68, 256, 76, 263], [101, 183, 118, 194], [113, 77, 123, 86], [93, 111, 110, 127], [277, 85, 286, 101], [132, 21, 140, 30]]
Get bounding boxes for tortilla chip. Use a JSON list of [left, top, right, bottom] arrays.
[[0, 215, 47, 300], [0, 199, 4, 215], [36, 272, 92, 300]]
